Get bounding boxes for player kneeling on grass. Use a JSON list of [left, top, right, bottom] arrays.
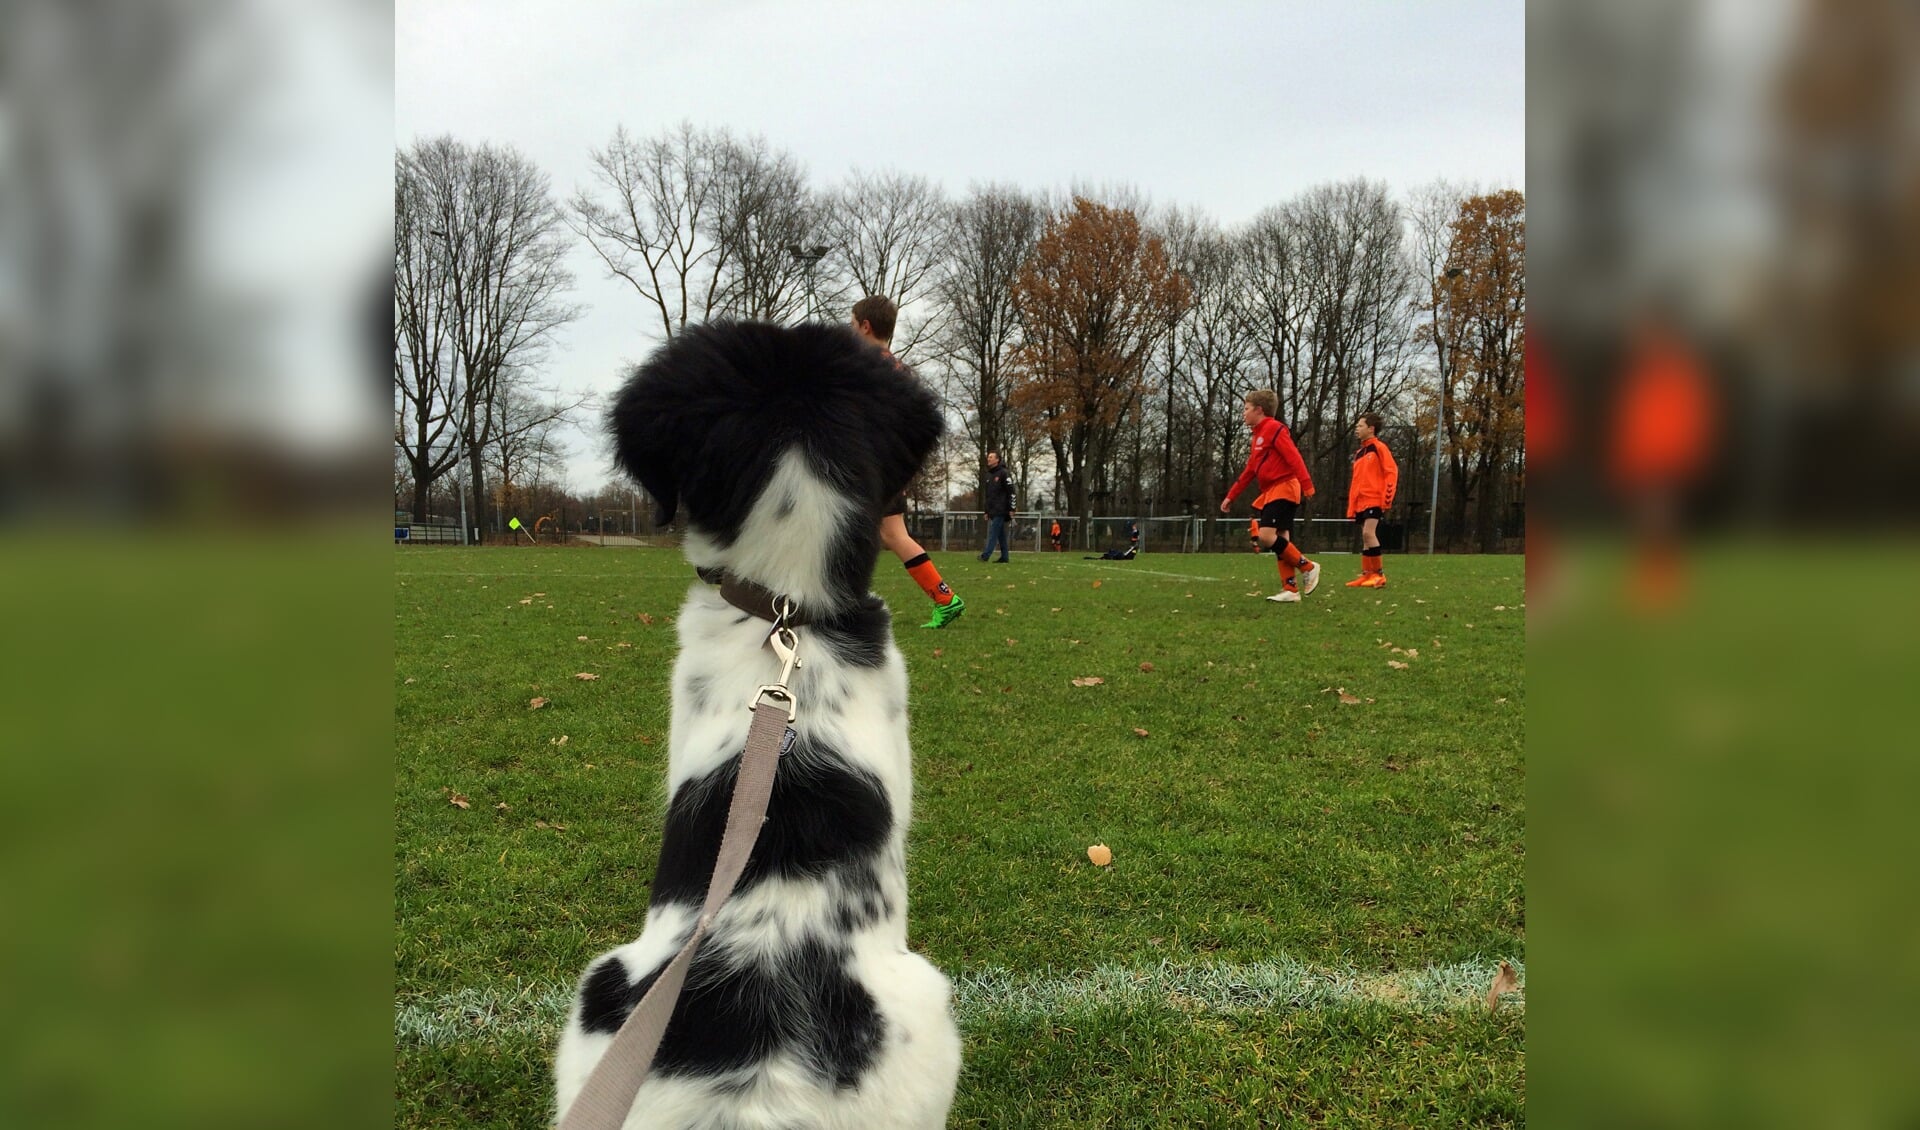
[[1221, 389, 1320, 603], [1345, 412, 1399, 588]]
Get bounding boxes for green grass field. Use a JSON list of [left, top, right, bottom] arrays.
[[395, 546, 1525, 1128]]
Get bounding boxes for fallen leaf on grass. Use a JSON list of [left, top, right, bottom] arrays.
[[616, 642, 632, 649], [1487, 961, 1520, 1012], [573, 672, 600, 681], [449, 793, 471, 809], [518, 598, 533, 605], [1004, 638, 1018, 646], [1493, 605, 1508, 611], [1132, 728, 1149, 738], [1388, 660, 1409, 670], [1337, 689, 1363, 705], [1050, 607, 1062, 613], [533, 592, 546, 597], [931, 648, 944, 658], [636, 612, 655, 625], [494, 802, 510, 811], [403, 677, 415, 685], [1087, 843, 1113, 866], [1138, 662, 1155, 672], [1071, 676, 1105, 687], [1405, 649, 1418, 658], [576, 635, 589, 641], [550, 735, 569, 745], [1092, 580, 1102, 588], [529, 697, 549, 709]]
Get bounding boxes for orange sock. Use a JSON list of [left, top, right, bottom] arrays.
[[903, 553, 954, 605], [1277, 558, 1297, 586]]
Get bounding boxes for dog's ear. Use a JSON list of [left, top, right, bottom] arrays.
[[607, 362, 680, 526], [878, 373, 944, 504]]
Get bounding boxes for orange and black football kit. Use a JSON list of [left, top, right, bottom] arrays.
[[1225, 416, 1317, 591], [1347, 435, 1399, 583]]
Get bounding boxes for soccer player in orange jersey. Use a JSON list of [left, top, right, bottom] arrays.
[[853, 296, 965, 628], [1221, 389, 1320, 602], [1344, 412, 1400, 588]]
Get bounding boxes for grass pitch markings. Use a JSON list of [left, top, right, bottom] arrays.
[[395, 957, 1524, 1047], [1062, 562, 1229, 583]]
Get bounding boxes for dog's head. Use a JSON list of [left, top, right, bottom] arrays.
[[609, 320, 943, 611]]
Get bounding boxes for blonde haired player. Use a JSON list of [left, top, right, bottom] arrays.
[[1221, 389, 1319, 602]]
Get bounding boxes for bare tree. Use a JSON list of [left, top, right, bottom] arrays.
[[569, 122, 730, 341], [394, 151, 462, 523], [406, 136, 579, 537], [1176, 225, 1257, 545], [1405, 179, 1471, 542], [926, 183, 1040, 479], [1238, 181, 1415, 502], [709, 135, 820, 322], [817, 169, 951, 354], [485, 375, 595, 525], [571, 123, 819, 334]]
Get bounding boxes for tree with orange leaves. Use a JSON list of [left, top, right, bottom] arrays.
[[1009, 197, 1191, 519], [1434, 189, 1526, 553]]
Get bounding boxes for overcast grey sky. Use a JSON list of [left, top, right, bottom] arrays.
[[396, 0, 1524, 494]]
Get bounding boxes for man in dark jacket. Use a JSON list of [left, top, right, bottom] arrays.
[[977, 451, 1014, 563]]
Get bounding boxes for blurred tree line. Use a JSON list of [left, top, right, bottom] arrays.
[[395, 124, 1525, 550]]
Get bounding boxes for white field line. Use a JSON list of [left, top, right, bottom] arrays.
[[1063, 562, 1227, 583], [396, 572, 660, 579], [395, 958, 1523, 1047]]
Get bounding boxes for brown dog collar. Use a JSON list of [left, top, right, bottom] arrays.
[[696, 568, 814, 628]]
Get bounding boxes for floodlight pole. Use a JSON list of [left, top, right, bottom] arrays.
[[1428, 266, 1466, 554], [787, 244, 831, 321]]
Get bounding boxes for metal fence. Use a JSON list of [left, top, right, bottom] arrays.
[[908, 511, 1420, 555]]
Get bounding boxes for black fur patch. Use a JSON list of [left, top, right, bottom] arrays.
[[648, 739, 895, 908], [811, 596, 893, 669], [582, 938, 884, 1088], [577, 955, 646, 1035]]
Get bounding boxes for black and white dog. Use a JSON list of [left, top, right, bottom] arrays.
[[554, 322, 962, 1129]]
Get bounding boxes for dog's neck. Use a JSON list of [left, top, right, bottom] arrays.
[[695, 568, 820, 628]]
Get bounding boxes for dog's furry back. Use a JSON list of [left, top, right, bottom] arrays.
[[553, 322, 960, 1129]]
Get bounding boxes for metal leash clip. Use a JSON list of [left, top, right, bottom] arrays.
[[750, 598, 802, 721]]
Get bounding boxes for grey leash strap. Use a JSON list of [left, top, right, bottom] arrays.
[[555, 620, 801, 1130]]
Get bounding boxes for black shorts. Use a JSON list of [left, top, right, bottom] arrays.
[[883, 492, 908, 518], [1353, 507, 1384, 523], [1254, 498, 1298, 531]]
